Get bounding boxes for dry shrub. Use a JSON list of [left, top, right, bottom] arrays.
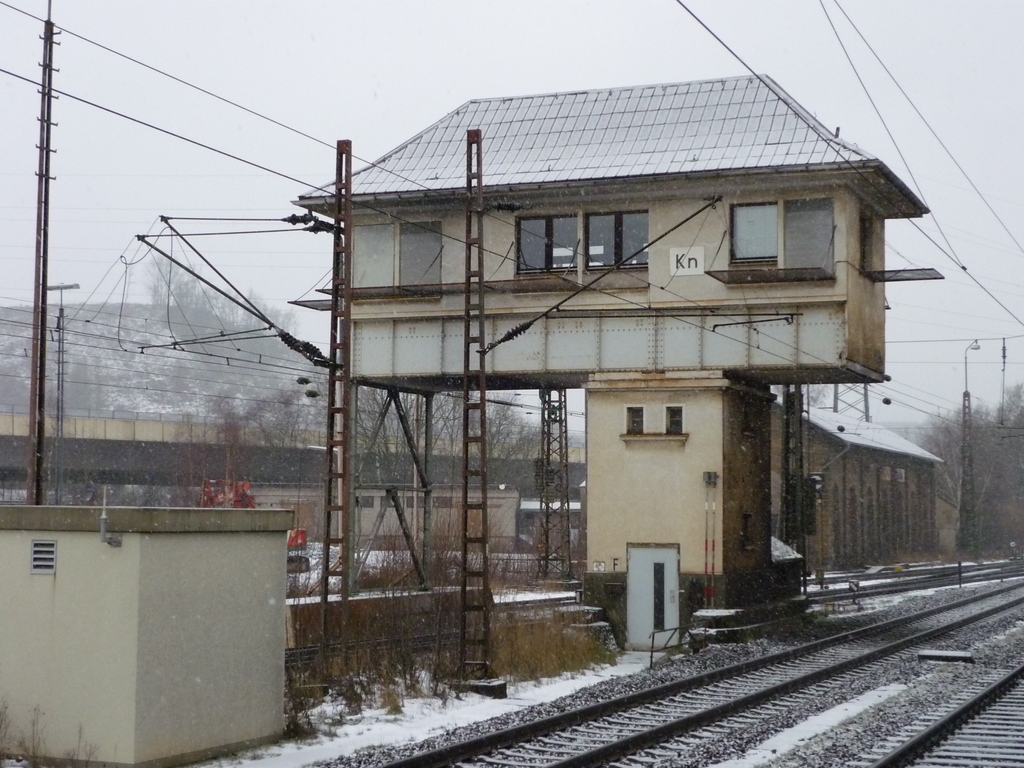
[[59, 725, 98, 768], [491, 612, 615, 682], [305, 522, 608, 713], [283, 666, 322, 739], [336, 584, 461, 711], [379, 685, 403, 715], [17, 706, 46, 766]]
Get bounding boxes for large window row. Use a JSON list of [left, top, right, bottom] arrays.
[[731, 198, 835, 271], [352, 200, 835, 286], [517, 211, 649, 273]]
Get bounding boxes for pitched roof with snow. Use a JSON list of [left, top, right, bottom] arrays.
[[807, 408, 941, 463], [298, 75, 922, 212]]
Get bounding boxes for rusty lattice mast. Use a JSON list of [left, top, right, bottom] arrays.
[[460, 129, 491, 678], [320, 140, 353, 663], [537, 388, 572, 579]]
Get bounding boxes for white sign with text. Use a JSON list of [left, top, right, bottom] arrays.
[[669, 246, 705, 276]]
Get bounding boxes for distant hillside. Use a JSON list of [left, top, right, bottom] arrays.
[[0, 289, 323, 420]]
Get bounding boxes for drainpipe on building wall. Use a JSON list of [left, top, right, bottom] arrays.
[[99, 487, 122, 547], [703, 471, 718, 608]]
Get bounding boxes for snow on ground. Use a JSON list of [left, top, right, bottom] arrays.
[[199, 653, 653, 768]]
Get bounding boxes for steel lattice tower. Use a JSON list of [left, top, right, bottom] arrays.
[[536, 388, 572, 579]]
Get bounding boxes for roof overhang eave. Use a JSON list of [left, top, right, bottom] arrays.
[[864, 161, 929, 219], [292, 160, 928, 220]]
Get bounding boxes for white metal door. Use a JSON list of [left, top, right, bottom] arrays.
[[626, 546, 678, 650]]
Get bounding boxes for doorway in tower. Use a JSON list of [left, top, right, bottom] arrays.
[[626, 544, 679, 650]]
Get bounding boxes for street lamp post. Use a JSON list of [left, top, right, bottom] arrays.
[[47, 283, 78, 504], [959, 340, 981, 559]]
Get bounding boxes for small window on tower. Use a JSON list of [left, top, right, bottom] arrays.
[[741, 513, 754, 550], [666, 406, 684, 435], [626, 407, 644, 435]]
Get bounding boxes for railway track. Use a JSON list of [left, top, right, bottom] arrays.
[[378, 581, 1024, 768], [818, 560, 1018, 588], [806, 560, 1024, 605], [863, 659, 1024, 767]]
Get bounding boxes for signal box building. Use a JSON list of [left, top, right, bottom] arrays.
[[294, 76, 928, 647]]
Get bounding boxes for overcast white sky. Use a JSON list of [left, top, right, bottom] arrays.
[[3, 0, 1024, 428]]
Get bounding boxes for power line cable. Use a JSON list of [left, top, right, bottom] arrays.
[[0, 66, 321, 187], [0, 331, 323, 389], [831, 0, 1024, 265], [816, 0, 960, 267], [0, 0, 336, 151], [0, 300, 326, 370], [818, 1, 1024, 332], [0, 368, 325, 410], [0, 345, 321, 398], [671, 0, 1024, 335], [0, 0, 532, 236], [0, 313, 327, 383], [0, 64, 529, 309]]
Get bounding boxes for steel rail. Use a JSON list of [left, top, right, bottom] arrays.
[[546, 587, 1024, 768], [817, 560, 1023, 588], [377, 581, 1024, 768], [867, 659, 1024, 768], [820, 562, 968, 584]]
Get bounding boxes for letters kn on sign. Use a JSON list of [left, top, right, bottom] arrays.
[[669, 246, 705, 276]]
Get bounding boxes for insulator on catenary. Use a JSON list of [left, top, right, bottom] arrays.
[[488, 320, 533, 351], [304, 219, 339, 235], [281, 212, 315, 226], [276, 329, 336, 369]]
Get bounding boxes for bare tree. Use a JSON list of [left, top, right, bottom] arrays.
[[921, 384, 1024, 555]]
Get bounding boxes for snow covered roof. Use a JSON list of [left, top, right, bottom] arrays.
[[772, 536, 802, 562], [807, 408, 941, 463], [297, 76, 924, 215]]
